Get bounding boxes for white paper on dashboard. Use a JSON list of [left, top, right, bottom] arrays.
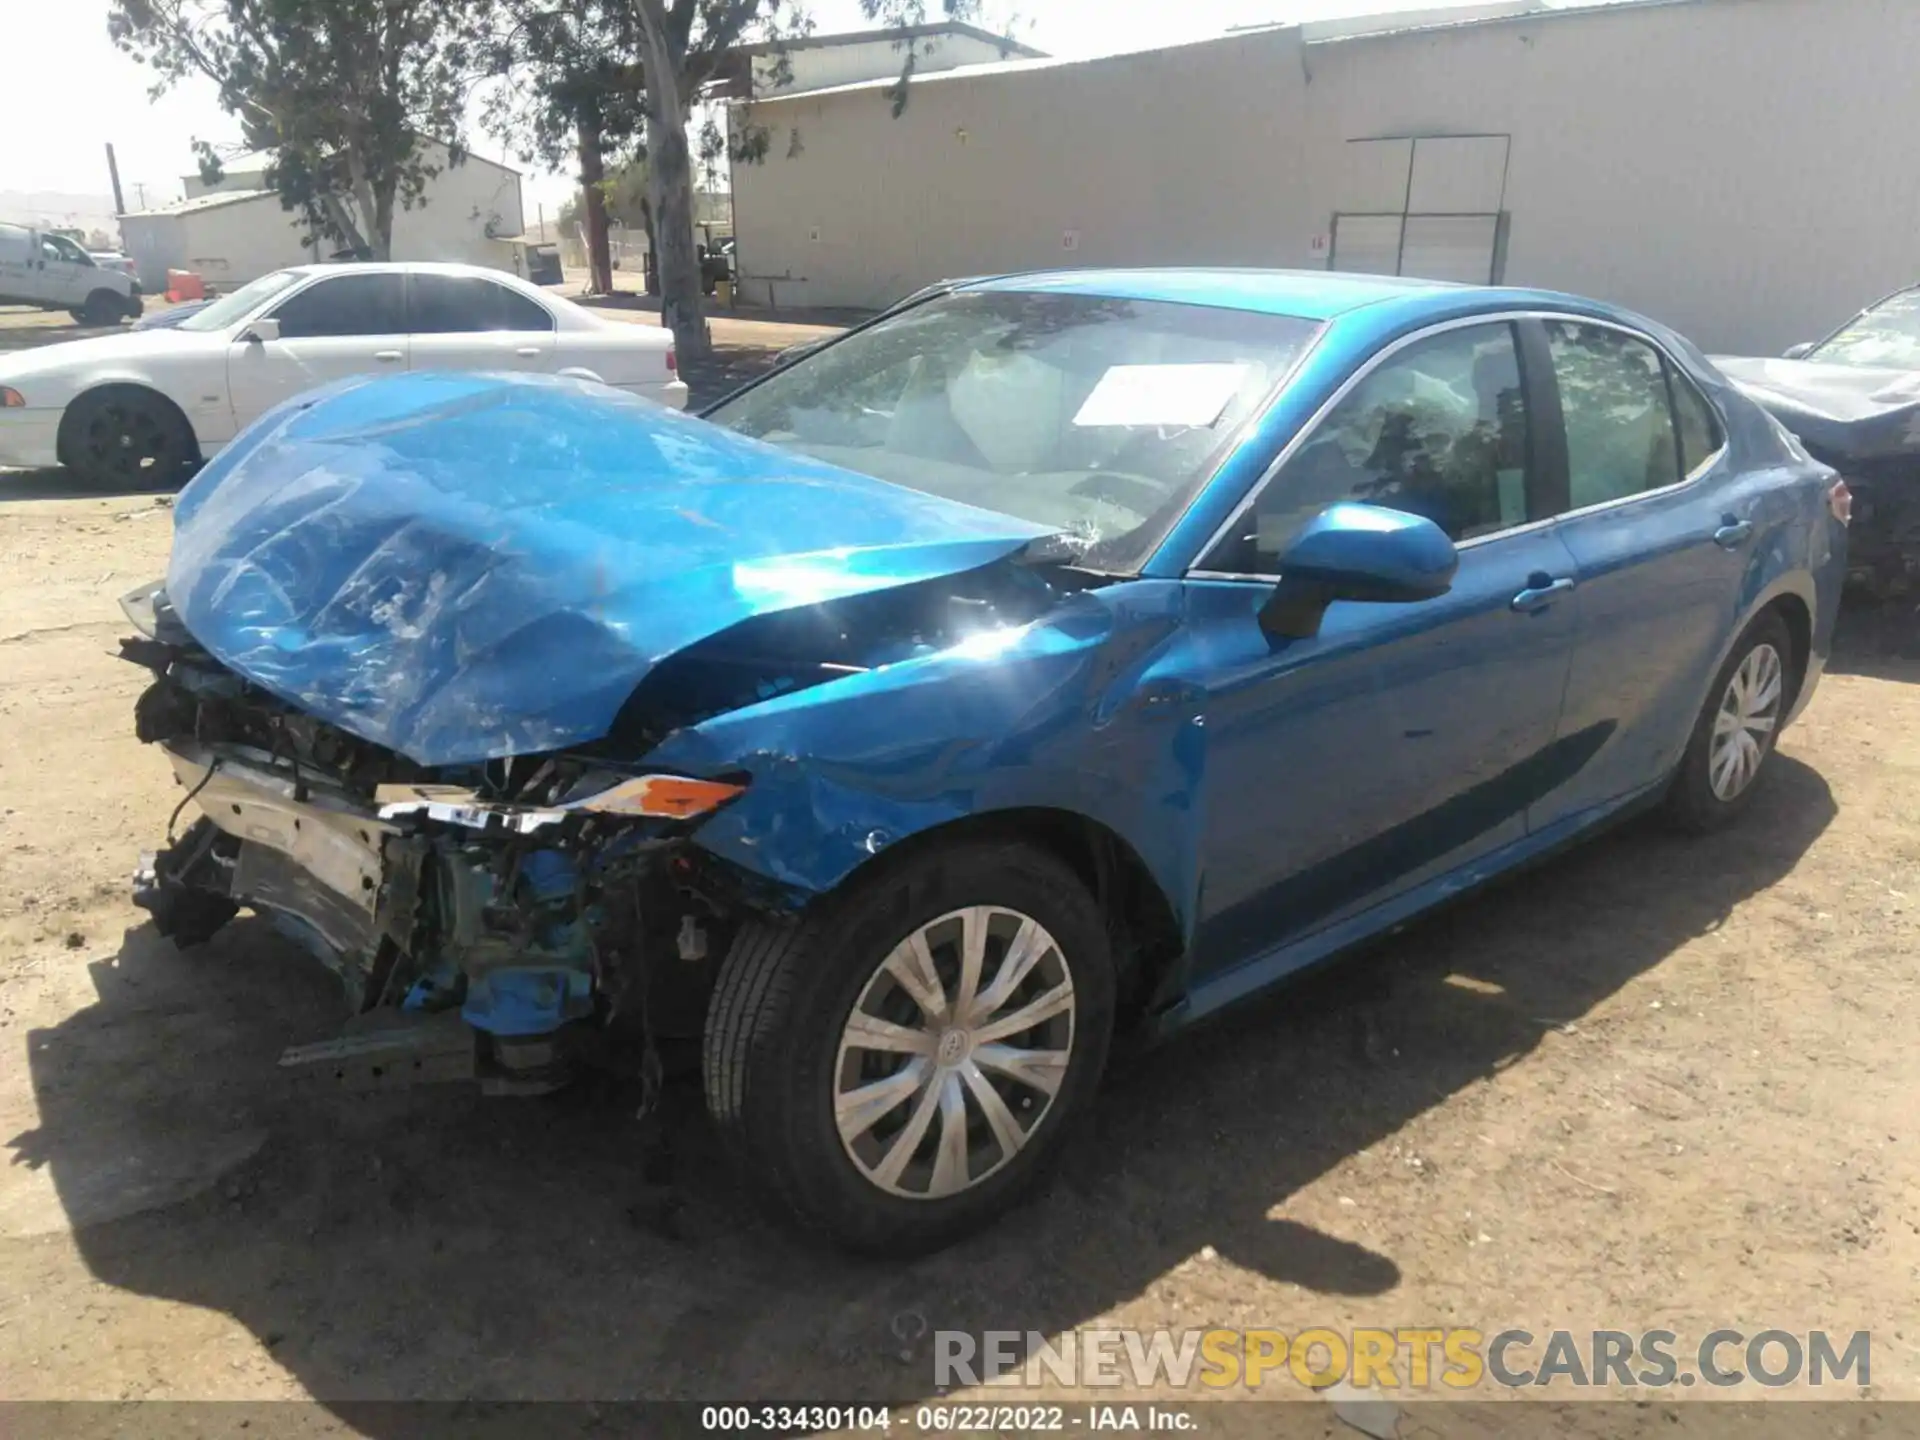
[[1071, 363, 1249, 428]]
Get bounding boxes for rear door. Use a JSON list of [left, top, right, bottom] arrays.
[[226, 271, 410, 428], [0, 225, 45, 302], [1526, 317, 1746, 828], [405, 272, 558, 375]]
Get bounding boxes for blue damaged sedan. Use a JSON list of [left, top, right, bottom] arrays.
[[121, 270, 1849, 1254]]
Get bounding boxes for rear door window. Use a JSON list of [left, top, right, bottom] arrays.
[[1546, 321, 1684, 508], [1670, 370, 1724, 475], [410, 274, 555, 333]]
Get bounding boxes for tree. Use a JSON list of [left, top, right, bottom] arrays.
[[486, 0, 1000, 359], [479, 3, 652, 296], [109, 0, 484, 261]]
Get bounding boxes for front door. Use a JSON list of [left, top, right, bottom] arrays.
[[226, 271, 410, 430], [1181, 318, 1584, 982], [404, 271, 558, 375], [39, 234, 95, 309], [1526, 317, 1752, 828]]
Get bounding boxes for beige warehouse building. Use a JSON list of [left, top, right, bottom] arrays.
[[727, 0, 1917, 354]]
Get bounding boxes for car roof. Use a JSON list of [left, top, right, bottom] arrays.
[[279, 261, 522, 280], [959, 268, 1462, 321], [956, 267, 1646, 332]]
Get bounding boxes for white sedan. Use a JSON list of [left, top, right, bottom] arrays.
[[0, 261, 687, 486]]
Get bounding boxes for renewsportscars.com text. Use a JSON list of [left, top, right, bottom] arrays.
[[936, 1327, 1871, 1391]]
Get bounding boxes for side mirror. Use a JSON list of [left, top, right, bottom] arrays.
[[1782, 342, 1816, 360], [243, 316, 281, 344], [1259, 502, 1459, 639]]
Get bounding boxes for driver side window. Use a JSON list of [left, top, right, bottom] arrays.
[[1202, 321, 1534, 574]]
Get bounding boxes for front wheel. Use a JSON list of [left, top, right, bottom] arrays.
[[703, 840, 1116, 1255], [78, 289, 127, 326], [59, 388, 198, 489], [1665, 610, 1795, 833]]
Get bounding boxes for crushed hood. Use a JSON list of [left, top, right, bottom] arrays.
[[166, 371, 1054, 766], [1713, 355, 1920, 462]]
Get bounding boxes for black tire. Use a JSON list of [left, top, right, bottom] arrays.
[[122, 293, 145, 321], [1664, 609, 1796, 834], [59, 387, 199, 489], [79, 289, 126, 326], [703, 840, 1116, 1256]]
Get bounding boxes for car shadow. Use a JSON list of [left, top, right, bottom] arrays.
[[0, 465, 184, 504], [8, 757, 1834, 1412], [1829, 592, 1920, 682]]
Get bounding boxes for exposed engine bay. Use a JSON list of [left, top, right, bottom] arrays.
[[118, 558, 1075, 1095]]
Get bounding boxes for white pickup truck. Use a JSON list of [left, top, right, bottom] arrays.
[[0, 224, 142, 324]]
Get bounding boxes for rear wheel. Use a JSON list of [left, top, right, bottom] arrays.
[[59, 388, 198, 489], [1665, 610, 1795, 832], [703, 840, 1115, 1255]]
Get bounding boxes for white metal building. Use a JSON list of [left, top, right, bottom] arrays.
[[118, 140, 526, 292], [725, 21, 1045, 100], [727, 0, 1920, 353]]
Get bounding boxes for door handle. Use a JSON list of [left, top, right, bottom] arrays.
[[1510, 576, 1576, 614], [373, 349, 403, 363], [1713, 519, 1754, 549], [513, 346, 540, 357]]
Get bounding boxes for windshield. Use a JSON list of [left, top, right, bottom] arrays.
[[177, 269, 305, 332], [1809, 287, 1920, 369], [704, 289, 1321, 571]]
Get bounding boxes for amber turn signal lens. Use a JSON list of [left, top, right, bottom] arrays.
[[575, 774, 746, 818], [0, 387, 24, 408]]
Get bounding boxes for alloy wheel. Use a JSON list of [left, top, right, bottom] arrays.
[[83, 404, 169, 482], [1709, 641, 1783, 801], [833, 905, 1076, 1201]]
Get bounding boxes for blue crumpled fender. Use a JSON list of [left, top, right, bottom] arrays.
[[165, 371, 1054, 766], [643, 579, 1209, 939]]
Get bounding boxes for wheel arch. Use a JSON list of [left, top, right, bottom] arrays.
[[1764, 590, 1813, 709], [56, 381, 204, 470], [806, 804, 1186, 1027]]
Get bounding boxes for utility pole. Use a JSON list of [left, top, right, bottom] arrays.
[[105, 143, 127, 215], [133, 182, 149, 210]]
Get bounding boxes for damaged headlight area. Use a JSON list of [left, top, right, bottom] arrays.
[[119, 585, 762, 1097]]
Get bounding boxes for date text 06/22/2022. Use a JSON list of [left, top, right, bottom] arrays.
[[698, 1405, 1195, 1432]]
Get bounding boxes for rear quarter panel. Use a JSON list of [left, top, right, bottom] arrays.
[[554, 326, 674, 388], [1683, 349, 1845, 729]]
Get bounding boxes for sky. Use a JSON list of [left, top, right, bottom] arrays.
[[0, 0, 1604, 224]]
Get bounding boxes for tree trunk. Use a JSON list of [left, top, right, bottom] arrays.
[[319, 193, 372, 259], [633, 10, 710, 358], [346, 154, 387, 260], [370, 176, 397, 262], [577, 118, 613, 296], [643, 103, 710, 357], [638, 199, 658, 296]]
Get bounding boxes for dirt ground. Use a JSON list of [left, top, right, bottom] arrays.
[[1, 307, 1918, 1433]]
